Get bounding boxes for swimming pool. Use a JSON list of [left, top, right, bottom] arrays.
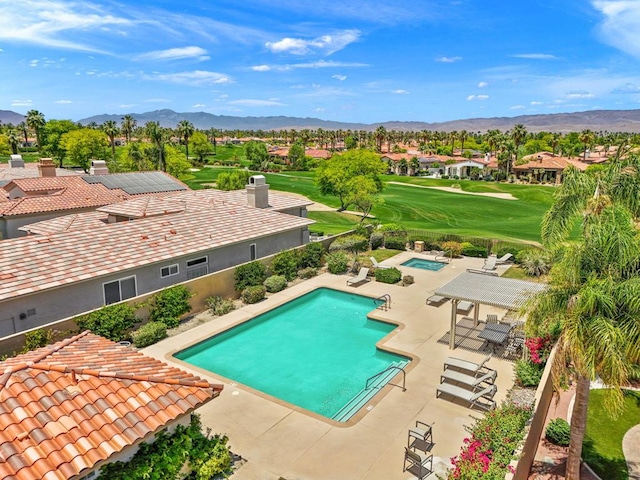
[[174, 288, 408, 422], [401, 257, 447, 271]]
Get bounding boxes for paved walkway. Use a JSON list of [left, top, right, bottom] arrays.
[[623, 425, 640, 480]]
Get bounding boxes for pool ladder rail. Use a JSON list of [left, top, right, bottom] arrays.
[[374, 294, 391, 311], [435, 249, 453, 263]]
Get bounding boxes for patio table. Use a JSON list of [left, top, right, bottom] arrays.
[[478, 323, 511, 353]]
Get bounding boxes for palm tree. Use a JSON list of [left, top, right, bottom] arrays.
[[145, 121, 166, 171], [26, 110, 45, 148], [7, 130, 20, 154], [459, 130, 469, 153], [121, 115, 137, 143], [550, 133, 561, 156], [579, 129, 595, 161], [374, 126, 387, 153], [511, 123, 527, 166], [102, 120, 119, 160], [410, 157, 420, 176], [176, 120, 195, 161]]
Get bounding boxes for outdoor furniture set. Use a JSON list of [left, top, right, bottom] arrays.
[[437, 355, 497, 410]]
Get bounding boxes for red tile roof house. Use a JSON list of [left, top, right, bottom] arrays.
[[0, 176, 313, 337], [0, 330, 223, 479], [512, 152, 590, 184]]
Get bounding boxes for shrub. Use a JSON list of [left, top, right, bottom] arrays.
[[525, 335, 553, 364], [264, 275, 288, 293], [461, 244, 489, 258], [298, 267, 318, 279], [379, 223, 407, 235], [241, 285, 266, 304], [326, 251, 349, 274], [206, 296, 235, 316], [234, 261, 267, 291], [440, 240, 463, 257], [546, 418, 571, 446], [328, 234, 368, 254], [270, 250, 300, 281], [375, 267, 402, 284], [384, 236, 407, 250], [515, 359, 544, 387], [22, 328, 54, 352], [298, 242, 324, 269], [131, 321, 168, 348], [76, 303, 137, 341], [441, 174, 449, 179], [369, 232, 384, 249], [439, 234, 462, 243], [402, 275, 414, 285], [520, 249, 552, 277], [148, 285, 192, 329], [496, 246, 524, 261]]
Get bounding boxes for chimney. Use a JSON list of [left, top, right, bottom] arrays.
[[8, 155, 25, 168], [89, 160, 109, 175], [38, 158, 57, 177], [246, 175, 269, 208]]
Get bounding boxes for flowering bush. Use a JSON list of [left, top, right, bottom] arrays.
[[447, 402, 532, 479], [525, 335, 552, 364]]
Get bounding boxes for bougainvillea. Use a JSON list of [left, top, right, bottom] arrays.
[[525, 335, 553, 364]]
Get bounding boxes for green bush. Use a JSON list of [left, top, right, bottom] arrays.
[[496, 246, 524, 261], [369, 232, 384, 249], [270, 250, 300, 281], [131, 321, 168, 348], [148, 285, 192, 328], [384, 236, 407, 250], [326, 251, 349, 274], [519, 249, 552, 277], [76, 303, 138, 341], [298, 242, 324, 269], [264, 275, 288, 293], [298, 267, 318, 279], [402, 275, 414, 285], [241, 285, 266, 304], [461, 244, 489, 258], [441, 240, 463, 257], [206, 296, 236, 316], [375, 267, 402, 284], [515, 359, 544, 387], [546, 418, 571, 446], [328, 234, 368, 254], [22, 328, 54, 352], [439, 234, 462, 243], [234, 261, 267, 291]]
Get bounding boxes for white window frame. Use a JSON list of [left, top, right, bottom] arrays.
[[250, 243, 257, 261], [102, 275, 137, 305], [161, 264, 179, 278]]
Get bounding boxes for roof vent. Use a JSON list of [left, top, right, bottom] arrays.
[[38, 158, 57, 177], [9, 155, 25, 168], [89, 160, 109, 175], [246, 175, 269, 209]]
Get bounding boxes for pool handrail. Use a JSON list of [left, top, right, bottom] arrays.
[[365, 364, 406, 392]]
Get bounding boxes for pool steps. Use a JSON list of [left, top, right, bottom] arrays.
[[331, 359, 410, 422]]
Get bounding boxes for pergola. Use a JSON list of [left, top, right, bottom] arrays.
[[434, 271, 547, 349]]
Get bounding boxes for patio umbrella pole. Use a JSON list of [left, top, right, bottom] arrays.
[[449, 299, 459, 350]]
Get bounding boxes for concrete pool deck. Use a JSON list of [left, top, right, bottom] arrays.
[[142, 251, 518, 480]]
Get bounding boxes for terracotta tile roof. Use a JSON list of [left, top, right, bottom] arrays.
[[304, 149, 331, 159], [0, 200, 314, 301], [0, 164, 80, 182], [97, 196, 186, 219], [18, 211, 109, 236], [4, 177, 88, 194], [515, 152, 589, 172], [0, 331, 222, 480]]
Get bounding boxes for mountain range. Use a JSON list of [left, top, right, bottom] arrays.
[[4, 108, 640, 133]]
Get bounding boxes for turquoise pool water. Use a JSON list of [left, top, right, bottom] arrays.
[[401, 258, 447, 271], [174, 288, 407, 421]]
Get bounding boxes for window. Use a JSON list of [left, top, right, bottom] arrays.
[[161, 264, 179, 278], [103, 276, 137, 305], [186, 256, 208, 280], [250, 243, 257, 261]]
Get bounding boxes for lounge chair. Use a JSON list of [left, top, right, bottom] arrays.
[[495, 253, 514, 265], [466, 268, 499, 276], [436, 383, 497, 410], [346, 267, 370, 287], [369, 256, 391, 269], [440, 368, 497, 389], [426, 294, 449, 306], [483, 255, 497, 271], [456, 300, 474, 315], [444, 355, 491, 374], [403, 447, 433, 480]]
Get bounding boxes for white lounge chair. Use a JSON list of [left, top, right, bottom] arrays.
[[346, 267, 370, 287], [369, 256, 392, 269], [483, 255, 497, 271], [440, 368, 497, 389], [495, 253, 514, 264], [456, 300, 474, 314], [444, 355, 492, 374], [436, 383, 497, 410], [426, 294, 449, 306]]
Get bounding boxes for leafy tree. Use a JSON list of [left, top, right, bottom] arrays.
[[216, 169, 251, 191], [245, 140, 269, 170], [164, 145, 192, 178], [288, 141, 307, 170], [345, 176, 383, 222], [42, 119, 78, 166], [315, 149, 386, 211], [190, 131, 214, 164], [0, 135, 11, 155], [60, 128, 108, 172]]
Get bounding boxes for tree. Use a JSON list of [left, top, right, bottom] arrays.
[[288, 142, 306, 170], [121, 114, 137, 143], [102, 120, 119, 161], [345, 176, 383, 222], [164, 145, 192, 178], [7, 130, 20, 154], [41, 119, 78, 167], [579, 129, 595, 161], [190, 131, 214, 164], [245, 140, 269, 170], [176, 120, 195, 161], [315, 149, 386, 211], [217, 170, 251, 191], [26, 110, 46, 148], [0, 134, 11, 155], [60, 128, 108, 172], [511, 124, 527, 169], [145, 121, 166, 171]]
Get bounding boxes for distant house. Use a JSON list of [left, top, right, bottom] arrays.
[[0, 176, 313, 335], [0, 331, 222, 479], [513, 152, 590, 183]]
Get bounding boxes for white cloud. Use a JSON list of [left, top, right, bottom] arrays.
[[54, 99, 72, 104], [136, 46, 209, 62], [11, 99, 32, 106], [218, 94, 229, 99], [29, 59, 38, 67], [251, 65, 271, 71], [119, 104, 137, 108], [332, 74, 347, 81], [148, 70, 233, 86], [258, 60, 367, 71], [511, 53, 557, 59], [227, 99, 285, 107], [613, 82, 640, 93], [143, 98, 171, 103], [592, 0, 640, 58], [530, 101, 543, 105], [566, 90, 595, 99], [265, 29, 360, 55], [435, 56, 461, 63], [392, 89, 409, 94], [510, 105, 525, 110], [477, 81, 488, 88], [466, 94, 489, 101], [192, 103, 206, 108]]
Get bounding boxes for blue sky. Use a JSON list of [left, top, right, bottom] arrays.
[[2, 0, 640, 124]]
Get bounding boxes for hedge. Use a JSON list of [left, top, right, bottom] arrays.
[[375, 267, 402, 284], [131, 321, 168, 348], [264, 275, 288, 293], [242, 285, 266, 304], [234, 261, 267, 291]]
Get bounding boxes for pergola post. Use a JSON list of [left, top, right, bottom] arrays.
[[449, 299, 459, 350], [473, 302, 479, 327]]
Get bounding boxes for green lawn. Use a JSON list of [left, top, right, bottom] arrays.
[[583, 389, 640, 480]]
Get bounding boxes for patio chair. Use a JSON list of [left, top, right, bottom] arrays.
[[436, 383, 497, 411], [346, 267, 370, 287], [440, 368, 497, 388], [505, 334, 525, 357], [486, 314, 499, 324], [495, 253, 514, 265], [403, 447, 434, 479], [444, 355, 492, 374], [369, 256, 392, 270], [483, 255, 497, 271], [408, 420, 434, 453], [426, 294, 449, 306]]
